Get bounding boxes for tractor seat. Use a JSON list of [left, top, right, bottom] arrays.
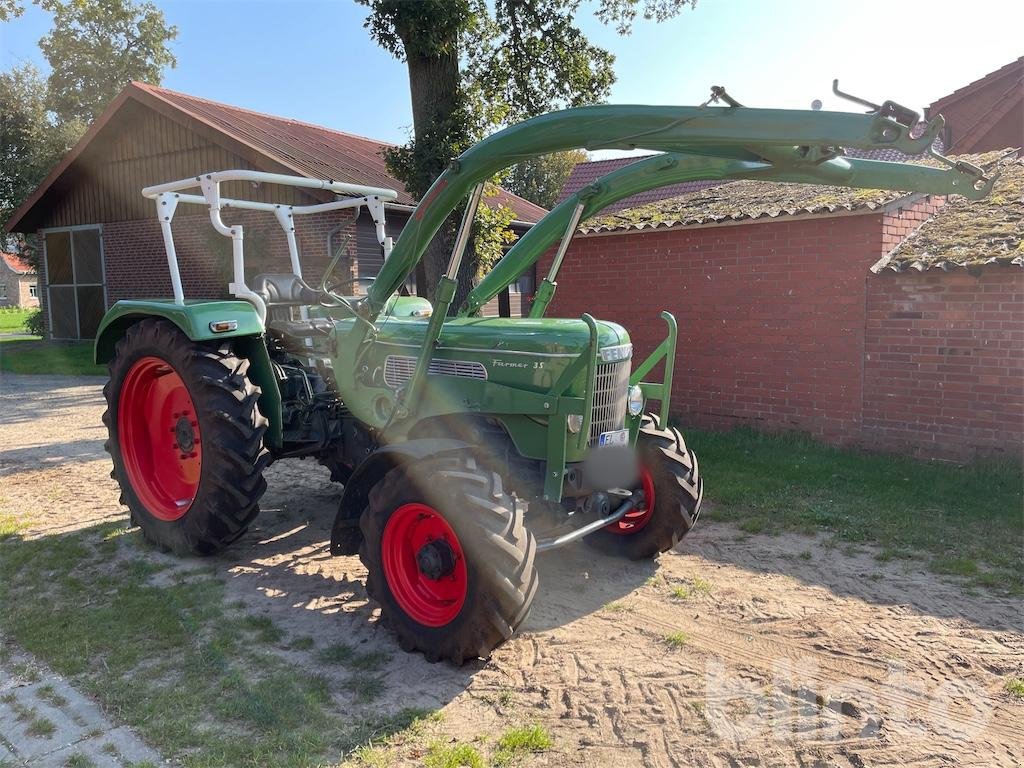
[[252, 273, 320, 306]]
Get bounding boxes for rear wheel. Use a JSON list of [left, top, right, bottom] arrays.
[[360, 455, 538, 664], [584, 414, 702, 559], [103, 318, 271, 555]]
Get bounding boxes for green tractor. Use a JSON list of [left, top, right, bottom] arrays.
[[95, 87, 994, 663]]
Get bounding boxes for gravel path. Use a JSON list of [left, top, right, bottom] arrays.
[[1, 373, 1022, 767]]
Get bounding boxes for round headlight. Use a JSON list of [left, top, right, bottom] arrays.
[[627, 384, 644, 416], [566, 413, 584, 434]]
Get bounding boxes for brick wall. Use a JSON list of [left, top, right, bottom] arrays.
[[101, 209, 358, 306], [544, 202, 1023, 461], [863, 270, 1024, 460], [544, 213, 885, 443]]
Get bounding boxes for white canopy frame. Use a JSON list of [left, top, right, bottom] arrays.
[[142, 170, 399, 323]]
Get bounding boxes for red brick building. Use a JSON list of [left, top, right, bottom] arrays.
[[543, 60, 1023, 462], [4, 82, 545, 340], [543, 153, 1021, 461], [0, 252, 39, 309]]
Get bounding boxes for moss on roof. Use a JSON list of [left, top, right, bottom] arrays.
[[580, 151, 1014, 246], [879, 154, 1022, 271]]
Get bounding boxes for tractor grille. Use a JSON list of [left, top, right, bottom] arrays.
[[589, 359, 631, 444], [383, 355, 487, 389]]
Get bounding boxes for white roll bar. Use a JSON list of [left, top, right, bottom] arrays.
[[144, 170, 399, 323]]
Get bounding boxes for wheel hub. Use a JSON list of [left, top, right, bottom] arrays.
[[174, 415, 196, 454], [416, 538, 457, 581]]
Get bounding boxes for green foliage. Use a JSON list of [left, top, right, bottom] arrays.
[[24, 308, 46, 336], [358, 0, 697, 297], [40, 0, 178, 124], [502, 150, 588, 208], [0, 65, 84, 232], [470, 183, 517, 277]]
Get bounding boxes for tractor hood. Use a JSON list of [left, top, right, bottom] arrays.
[[373, 315, 629, 357]]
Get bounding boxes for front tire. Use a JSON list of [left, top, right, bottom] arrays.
[[360, 455, 538, 664], [102, 318, 271, 555], [584, 414, 702, 559]]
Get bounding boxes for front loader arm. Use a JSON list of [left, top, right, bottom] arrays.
[[366, 99, 992, 315], [462, 151, 996, 317]]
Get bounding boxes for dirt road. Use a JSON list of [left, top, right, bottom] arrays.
[[1, 374, 1022, 767]]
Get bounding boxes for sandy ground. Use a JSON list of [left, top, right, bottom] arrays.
[[1, 374, 1022, 767]]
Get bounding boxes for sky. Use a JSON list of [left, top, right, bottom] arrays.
[[1, 0, 1021, 159]]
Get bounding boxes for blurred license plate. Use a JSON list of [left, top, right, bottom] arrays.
[[598, 429, 629, 447]]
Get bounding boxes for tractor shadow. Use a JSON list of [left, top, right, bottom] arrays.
[[193, 458, 655, 710]]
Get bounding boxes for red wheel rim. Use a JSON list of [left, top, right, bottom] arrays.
[[117, 356, 202, 522], [607, 467, 656, 535], [381, 503, 468, 627]]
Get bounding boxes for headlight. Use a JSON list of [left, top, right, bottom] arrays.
[[627, 384, 644, 416], [567, 414, 583, 434]]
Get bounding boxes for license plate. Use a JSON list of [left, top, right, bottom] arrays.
[[598, 429, 629, 447]]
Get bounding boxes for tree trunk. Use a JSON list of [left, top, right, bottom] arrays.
[[401, 40, 462, 302]]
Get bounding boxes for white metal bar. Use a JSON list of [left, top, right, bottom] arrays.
[[274, 207, 302, 278], [156, 193, 184, 304], [142, 169, 398, 201], [446, 183, 485, 279], [547, 202, 586, 281], [166, 192, 368, 217]]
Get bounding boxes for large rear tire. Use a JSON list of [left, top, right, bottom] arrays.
[[584, 414, 702, 560], [359, 455, 538, 665], [102, 318, 271, 555]]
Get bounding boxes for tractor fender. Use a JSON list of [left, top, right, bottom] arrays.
[[94, 299, 265, 363], [93, 300, 284, 449], [330, 439, 474, 555]]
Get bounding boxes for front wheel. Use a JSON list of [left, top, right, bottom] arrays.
[[584, 414, 703, 560], [103, 318, 271, 555], [360, 455, 538, 664]]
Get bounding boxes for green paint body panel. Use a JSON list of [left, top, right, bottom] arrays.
[[94, 300, 264, 362], [93, 299, 284, 449]]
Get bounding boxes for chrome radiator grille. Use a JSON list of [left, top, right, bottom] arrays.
[[383, 355, 487, 389], [589, 359, 630, 444]]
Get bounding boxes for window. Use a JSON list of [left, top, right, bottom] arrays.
[[29, 283, 38, 298], [0, 283, 7, 299], [44, 227, 105, 339]]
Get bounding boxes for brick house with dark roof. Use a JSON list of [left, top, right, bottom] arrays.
[[543, 149, 1022, 462], [0, 252, 39, 309], [3, 82, 546, 340]]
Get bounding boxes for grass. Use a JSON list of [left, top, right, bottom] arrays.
[[0, 307, 33, 333], [423, 742, 484, 768], [668, 575, 713, 601], [0, 338, 105, 376], [27, 715, 56, 738], [494, 725, 551, 766], [1005, 678, 1024, 699], [0, 521, 423, 767], [36, 684, 68, 708], [688, 426, 1024, 594], [662, 631, 690, 649]]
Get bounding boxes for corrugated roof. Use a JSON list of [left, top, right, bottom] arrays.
[[5, 82, 546, 232], [1, 252, 33, 274], [874, 151, 1023, 273], [578, 150, 1007, 236], [135, 84, 548, 224]]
